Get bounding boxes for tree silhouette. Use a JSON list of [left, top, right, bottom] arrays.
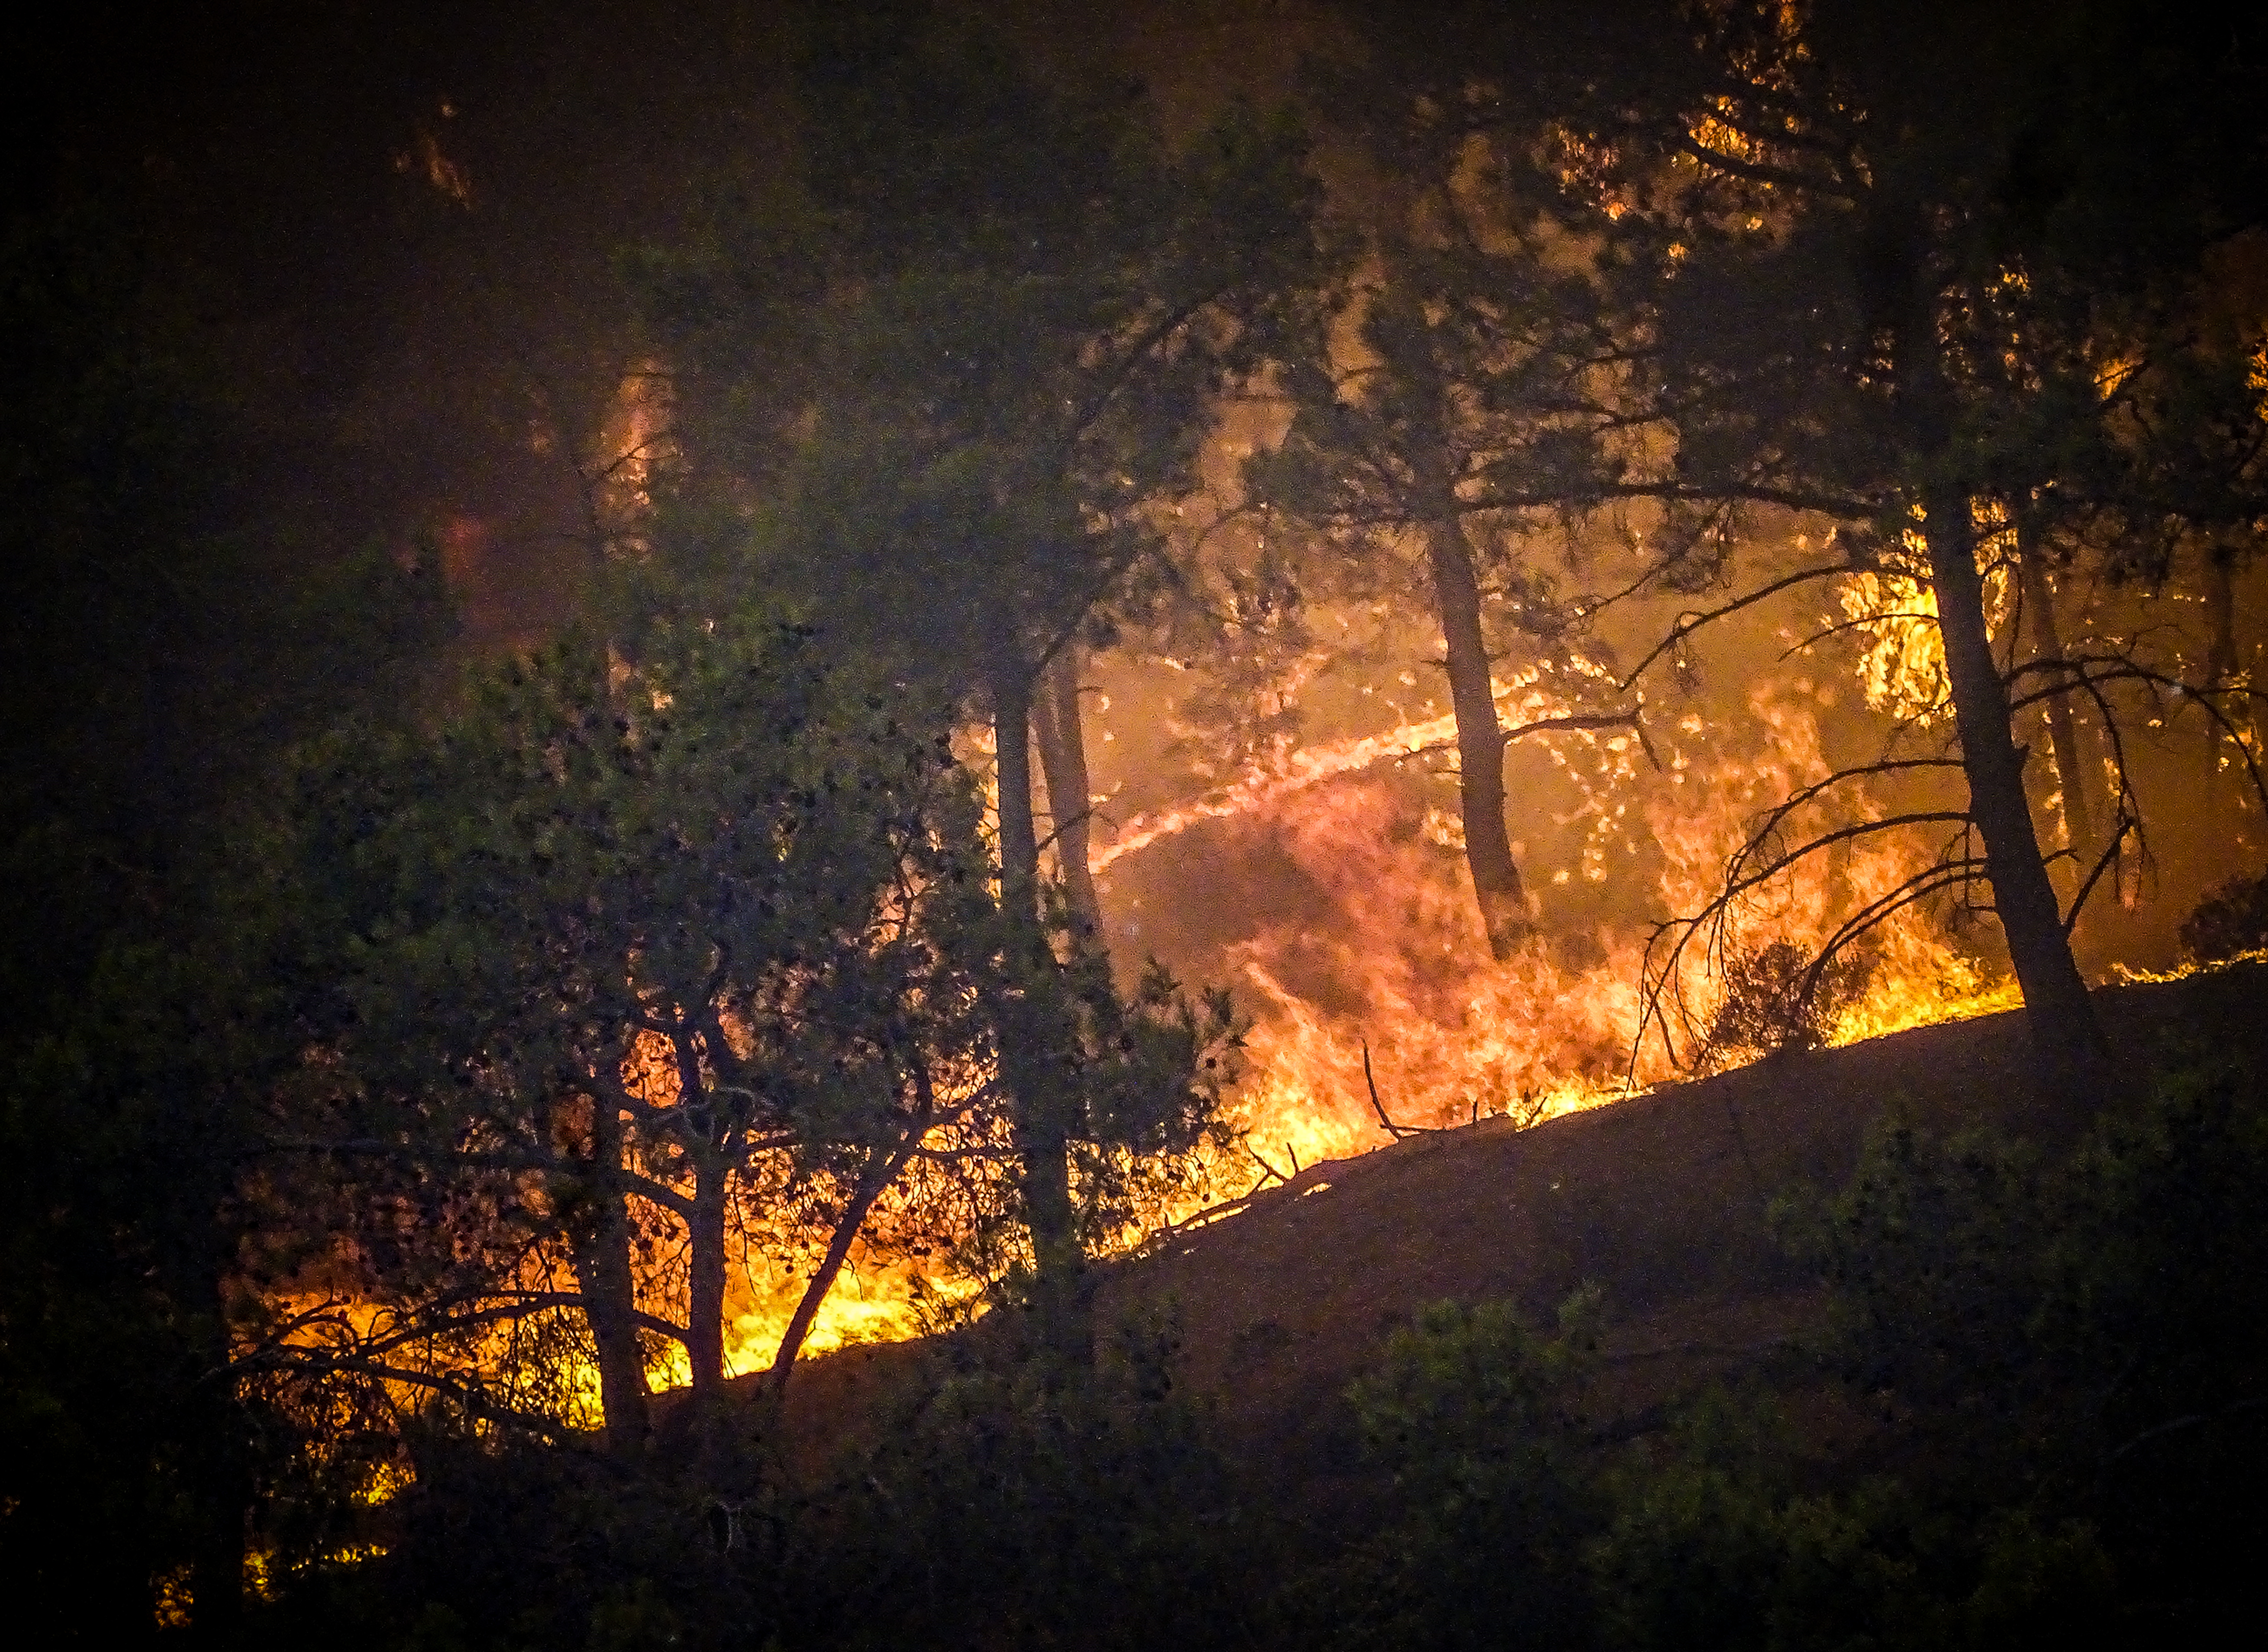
[[633, 0, 1304, 1357], [278, 618, 995, 1450], [1336, 0, 2268, 1099]]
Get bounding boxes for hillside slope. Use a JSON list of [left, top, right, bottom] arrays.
[[779, 961, 2268, 1479]]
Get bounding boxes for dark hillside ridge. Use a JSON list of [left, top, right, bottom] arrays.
[[775, 961, 2268, 1475]]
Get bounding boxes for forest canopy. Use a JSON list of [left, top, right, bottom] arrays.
[[2, 0, 2262, 1644]]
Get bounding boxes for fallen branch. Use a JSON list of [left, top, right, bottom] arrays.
[[1245, 1141, 1292, 1186], [1147, 1192, 1264, 1243], [1363, 1040, 1443, 1140]]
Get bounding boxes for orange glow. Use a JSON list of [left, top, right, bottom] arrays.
[[274, 473, 2268, 1439], [1101, 673, 2009, 1187]]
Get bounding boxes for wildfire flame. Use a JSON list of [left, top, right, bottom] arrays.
[[700, 582, 2056, 1365], [1106, 673, 2015, 1184], [304, 461, 2266, 1415]]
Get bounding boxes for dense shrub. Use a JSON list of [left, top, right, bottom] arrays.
[[254, 1416, 789, 1652], [1311, 1290, 1602, 1649], [1701, 940, 1875, 1072], [2179, 871, 2268, 961], [1772, 1116, 2049, 1408], [1764, 1063, 2268, 1637], [1586, 1387, 2114, 1652], [787, 1310, 1251, 1652], [1319, 1061, 2268, 1649]]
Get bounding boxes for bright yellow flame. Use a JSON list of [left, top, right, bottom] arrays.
[[1840, 567, 1949, 722]]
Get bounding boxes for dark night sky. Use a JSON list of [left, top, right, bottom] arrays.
[[4, 3, 1341, 650], [14, 9, 1290, 496]]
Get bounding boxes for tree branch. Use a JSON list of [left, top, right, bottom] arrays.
[[1619, 564, 1855, 688]]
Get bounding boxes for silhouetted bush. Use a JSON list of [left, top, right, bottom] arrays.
[[2179, 869, 2268, 961], [1701, 940, 1875, 1071], [1586, 1383, 2116, 1652], [1318, 1061, 2268, 1650], [1306, 1289, 1602, 1649], [785, 1308, 1252, 1652], [1773, 1115, 2049, 1407], [1766, 1062, 2268, 1638]]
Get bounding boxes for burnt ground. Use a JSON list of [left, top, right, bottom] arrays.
[[768, 959, 2268, 1492]]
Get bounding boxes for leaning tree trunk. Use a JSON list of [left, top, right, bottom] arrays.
[[1033, 644, 1103, 938], [991, 657, 1090, 1365], [573, 1095, 652, 1457], [1926, 488, 2113, 1103], [1425, 517, 1532, 960], [766, 1120, 921, 1402], [2017, 538, 2093, 865]]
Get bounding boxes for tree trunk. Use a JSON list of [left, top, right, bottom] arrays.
[[766, 1127, 917, 1402], [1425, 518, 1531, 960], [992, 658, 1089, 1365], [1033, 644, 1102, 939], [2018, 540, 2092, 863], [997, 661, 1041, 920], [686, 1147, 728, 1398], [573, 1096, 651, 1456], [1926, 489, 2112, 1103]]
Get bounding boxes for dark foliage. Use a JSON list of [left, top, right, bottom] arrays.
[[1763, 1063, 2268, 1639], [1280, 1058, 2268, 1651], [258, 1414, 785, 1652], [1701, 940, 1877, 1072], [785, 1311, 1249, 1652], [2180, 870, 2268, 962], [1586, 1388, 2117, 1652], [1300, 1291, 1604, 1649], [270, 1311, 1248, 1652]]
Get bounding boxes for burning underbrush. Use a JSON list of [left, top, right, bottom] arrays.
[[1094, 676, 2016, 1182], [673, 678, 2033, 1373], [260, 550, 2261, 1410]]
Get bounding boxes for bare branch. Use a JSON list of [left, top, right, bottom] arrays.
[[1665, 129, 1863, 202], [1619, 565, 1854, 689], [1362, 1039, 1442, 1139]]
